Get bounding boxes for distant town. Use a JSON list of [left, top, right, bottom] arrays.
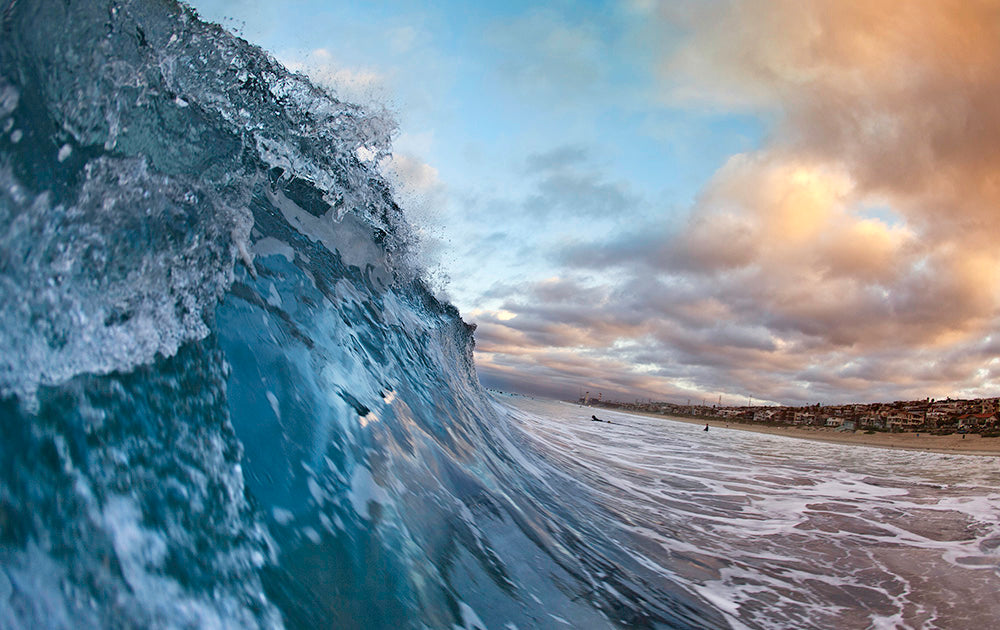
[[577, 392, 1000, 437]]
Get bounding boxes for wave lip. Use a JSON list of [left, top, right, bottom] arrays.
[[0, 156, 251, 406], [0, 0, 402, 406], [1, 1, 731, 629]]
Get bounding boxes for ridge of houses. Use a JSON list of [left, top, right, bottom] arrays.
[[582, 396, 1000, 435]]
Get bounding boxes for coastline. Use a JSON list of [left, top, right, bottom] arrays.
[[604, 407, 1000, 456]]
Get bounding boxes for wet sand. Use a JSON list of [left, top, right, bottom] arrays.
[[609, 408, 1000, 456]]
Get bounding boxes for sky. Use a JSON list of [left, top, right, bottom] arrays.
[[189, 0, 1000, 406]]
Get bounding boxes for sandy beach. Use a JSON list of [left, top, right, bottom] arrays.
[[605, 408, 1000, 456]]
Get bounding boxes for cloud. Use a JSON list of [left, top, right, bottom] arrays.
[[439, 1, 1000, 406], [380, 152, 446, 231], [661, 1, 1000, 351], [520, 145, 638, 220], [523, 145, 590, 172], [526, 173, 636, 219], [663, 0, 1000, 228], [478, 0, 1000, 404], [377, 150, 454, 289], [278, 48, 384, 103], [474, 268, 1000, 404], [382, 152, 442, 194]]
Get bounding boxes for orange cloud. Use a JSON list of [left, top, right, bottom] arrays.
[[469, 1, 1000, 405], [485, 1, 1000, 404], [663, 0, 1000, 351]]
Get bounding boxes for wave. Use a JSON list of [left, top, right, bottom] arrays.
[[0, 1, 724, 628]]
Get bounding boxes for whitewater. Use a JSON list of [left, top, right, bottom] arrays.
[[1, 1, 998, 628]]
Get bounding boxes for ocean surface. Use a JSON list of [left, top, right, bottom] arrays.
[[504, 398, 1000, 629], [1, 1, 998, 628]]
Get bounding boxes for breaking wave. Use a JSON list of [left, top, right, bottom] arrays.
[[0, 2, 724, 628]]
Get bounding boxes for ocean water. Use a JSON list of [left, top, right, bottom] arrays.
[[504, 399, 1000, 629], [0, 1, 997, 629]]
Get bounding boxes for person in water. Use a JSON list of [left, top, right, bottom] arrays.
[[591, 415, 601, 422], [704, 423, 709, 431]]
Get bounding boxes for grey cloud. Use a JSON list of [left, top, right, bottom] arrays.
[[472, 262, 1000, 406], [525, 145, 590, 173], [478, 280, 521, 301], [525, 170, 637, 220], [474, 2, 1000, 407], [558, 224, 672, 270]]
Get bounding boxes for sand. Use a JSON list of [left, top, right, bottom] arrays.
[[610, 408, 1000, 456]]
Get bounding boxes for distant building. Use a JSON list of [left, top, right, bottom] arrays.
[[887, 410, 924, 432], [792, 411, 816, 426], [925, 410, 951, 428]]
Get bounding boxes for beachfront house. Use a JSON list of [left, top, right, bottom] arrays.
[[754, 409, 780, 423], [887, 410, 924, 432], [931, 400, 963, 415], [957, 412, 998, 431], [925, 409, 952, 429], [792, 411, 816, 426], [858, 413, 885, 430]]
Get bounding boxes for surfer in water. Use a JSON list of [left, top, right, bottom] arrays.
[[591, 415, 611, 424], [704, 423, 709, 431]]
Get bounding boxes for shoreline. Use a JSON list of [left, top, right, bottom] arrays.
[[602, 407, 1000, 456]]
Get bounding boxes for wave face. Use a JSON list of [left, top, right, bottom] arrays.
[[0, 2, 725, 628]]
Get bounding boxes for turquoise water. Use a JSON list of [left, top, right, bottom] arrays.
[[1, 2, 997, 629]]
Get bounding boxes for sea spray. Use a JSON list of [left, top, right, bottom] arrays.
[[0, 1, 725, 628]]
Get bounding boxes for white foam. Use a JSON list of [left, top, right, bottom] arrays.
[[265, 391, 281, 423], [265, 188, 388, 274], [348, 466, 390, 520], [0, 158, 254, 407], [266, 283, 282, 307], [251, 236, 295, 262], [272, 507, 294, 525], [307, 476, 325, 504], [453, 601, 486, 630], [302, 527, 321, 544], [500, 397, 1000, 629]]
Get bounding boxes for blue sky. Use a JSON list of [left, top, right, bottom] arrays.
[[190, 0, 765, 294], [189, 0, 1000, 406]]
